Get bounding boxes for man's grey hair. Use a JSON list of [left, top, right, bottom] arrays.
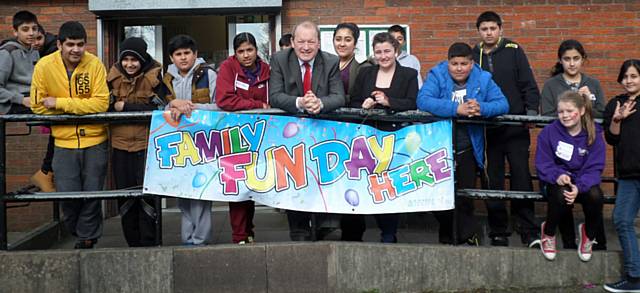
[[291, 20, 320, 41]]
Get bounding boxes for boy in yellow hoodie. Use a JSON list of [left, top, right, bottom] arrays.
[[30, 21, 109, 249]]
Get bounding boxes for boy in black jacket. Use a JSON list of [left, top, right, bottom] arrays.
[[472, 11, 541, 247]]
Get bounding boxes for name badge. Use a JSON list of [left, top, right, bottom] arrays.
[[555, 141, 574, 161], [451, 89, 466, 103], [235, 80, 249, 91]]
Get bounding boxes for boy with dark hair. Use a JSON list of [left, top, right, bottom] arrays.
[[388, 24, 422, 87], [161, 34, 217, 246], [108, 37, 164, 247], [475, 11, 502, 30], [0, 11, 57, 192], [33, 24, 58, 57], [417, 42, 509, 245], [278, 33, 292, 50], [472, 11, 541, 247], [0, 10, 38, 114], [31, 21, 110, 249]]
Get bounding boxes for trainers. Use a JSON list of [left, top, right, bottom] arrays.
[[604, 278, 640, 292], [30, 170, 55, 192], [238, 236, 255, 245], [527, 237, 541, 249], [522, 233, 541, 248], [74, 239, 96, 249], [490, 236, 509, 246], [466, 234, 480, 246], [540, 222, 556, 261], [577, 223, 597, 262]]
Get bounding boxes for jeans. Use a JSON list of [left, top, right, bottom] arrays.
[[614, 179, 640, 278]]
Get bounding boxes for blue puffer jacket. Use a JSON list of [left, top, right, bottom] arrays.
[[417, 61, 509, 168]]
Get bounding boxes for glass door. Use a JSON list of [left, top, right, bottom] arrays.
[[228, 15, 274, 63], [123, 25, 164, 66]]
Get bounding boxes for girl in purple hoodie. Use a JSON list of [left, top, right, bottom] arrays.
[[535, 91, 605, 262]]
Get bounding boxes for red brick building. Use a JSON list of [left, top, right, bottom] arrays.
[[1, 0, 638, 232]]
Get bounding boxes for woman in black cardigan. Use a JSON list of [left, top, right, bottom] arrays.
[[346, 32, 419, 243], [351, 34, 418, 121]]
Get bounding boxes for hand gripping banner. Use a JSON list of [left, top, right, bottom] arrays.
[[144, 110, 454, 214]]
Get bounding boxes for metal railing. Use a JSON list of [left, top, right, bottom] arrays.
[[0, 109, 617, 250]]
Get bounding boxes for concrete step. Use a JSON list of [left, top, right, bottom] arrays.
[[0, 242, 619, 292]]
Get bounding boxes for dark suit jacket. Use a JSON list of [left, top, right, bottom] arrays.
[[345, 59, 372, 103], [269, 48, 346, 113], [350, 62, 418, 112]]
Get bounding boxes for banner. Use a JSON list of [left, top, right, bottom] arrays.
[[143, 110, 454, 214]]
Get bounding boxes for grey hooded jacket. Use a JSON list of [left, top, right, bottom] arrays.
[[0, 39, 39, 114]]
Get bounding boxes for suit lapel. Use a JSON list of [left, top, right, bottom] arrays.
[[311, 53, 322, 94], [288, 51, 303, 96], [389, 62, 400, 93]]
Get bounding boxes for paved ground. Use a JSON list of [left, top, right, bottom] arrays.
[[6, 202, 625, 292], [41, 202, 621, 252]]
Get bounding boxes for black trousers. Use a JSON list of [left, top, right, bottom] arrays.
[[434, 149, 477, 244], [340, 213, 399, 242], [484, 125, 537, 241], [8, 104, 54, 173], [113, 148, 157, 247], [544, 184, 604, 243]]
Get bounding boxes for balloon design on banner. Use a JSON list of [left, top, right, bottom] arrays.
[[404, 131, 422, 155], [344, 189, 360, 207], [192, 171, 207, 188], [144, 110, 455, 214], [283, 122, 299, 138]]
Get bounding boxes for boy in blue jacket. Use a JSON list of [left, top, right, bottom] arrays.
[[417, 42, 509, 244]]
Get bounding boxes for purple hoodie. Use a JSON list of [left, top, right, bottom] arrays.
[[535, 120, 605, 193]]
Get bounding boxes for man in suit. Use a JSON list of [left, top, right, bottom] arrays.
[[269, 20, 346, 241], [270, 21, 345, 115]]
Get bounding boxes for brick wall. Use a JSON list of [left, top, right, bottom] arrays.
[[282, 0, 640, 194], [282, 0, 639, 94]]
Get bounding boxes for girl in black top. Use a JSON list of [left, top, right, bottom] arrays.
[[347, 32, 418, 243]]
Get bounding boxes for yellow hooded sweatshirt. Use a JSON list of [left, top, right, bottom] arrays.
[[30, 50, 109, 149]]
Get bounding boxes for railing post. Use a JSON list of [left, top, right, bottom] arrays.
[[0, 119, 7, 250], [154, 196, 162, 246], [451, 119, 458, 246]]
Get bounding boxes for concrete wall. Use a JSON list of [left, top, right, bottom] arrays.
[[0, 242, 625, 292]]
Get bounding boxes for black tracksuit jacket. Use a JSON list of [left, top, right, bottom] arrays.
[[472, 38, 540, 115]]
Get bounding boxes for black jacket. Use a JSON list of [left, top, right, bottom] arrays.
[[473, 38, 540, 115], [350, 63, 418, 112], [40, 33, 58, 57], [350, 62, 418, 131], [603, 94, 640, 179]]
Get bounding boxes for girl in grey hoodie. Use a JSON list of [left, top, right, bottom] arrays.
[[541, 40, 605, 118]]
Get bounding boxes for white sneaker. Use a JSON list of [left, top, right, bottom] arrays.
[[540, 222, 557, 261], [578, 223, 597, 262]]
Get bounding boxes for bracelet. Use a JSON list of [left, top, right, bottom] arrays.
[[613, 117, 622, 123]]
